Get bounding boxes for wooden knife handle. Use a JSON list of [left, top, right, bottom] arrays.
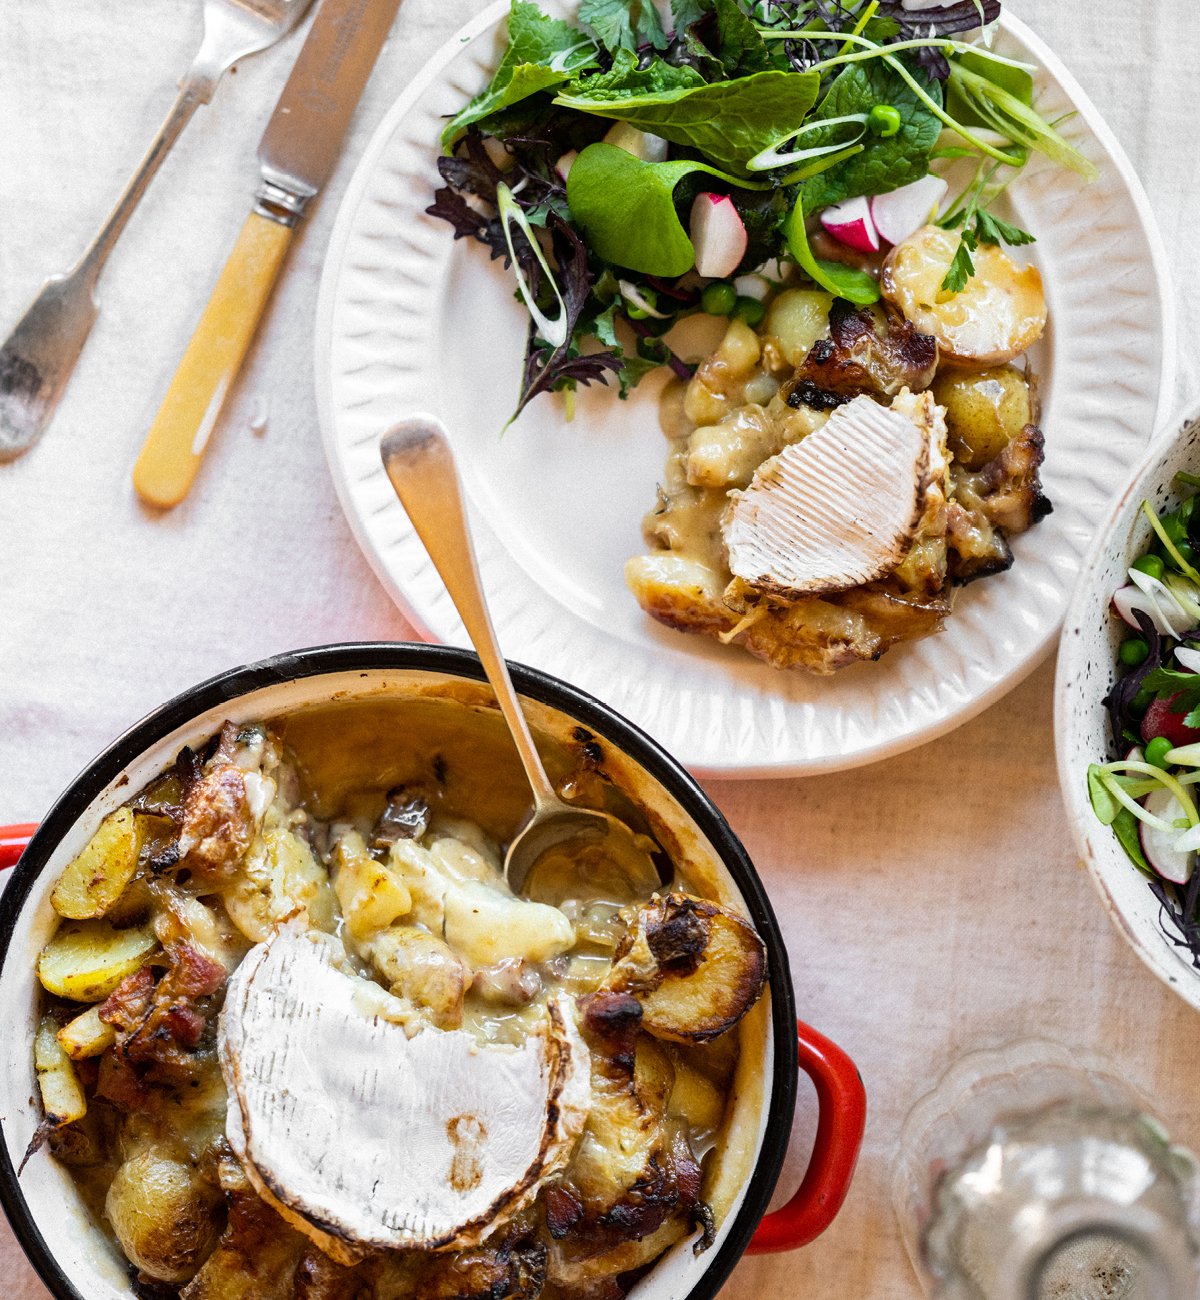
[[133, 210, 293, 508]]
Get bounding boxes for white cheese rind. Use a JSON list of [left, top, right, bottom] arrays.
[[219, 930, 590, 1255], [722, 394, 930, 596]]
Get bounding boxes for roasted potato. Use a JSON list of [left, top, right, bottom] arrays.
[[365, 927, 469, 1030], [106, 1148, 222, 1284], [224, 826, 336, 943], [34, 1016, 87, 1126], [37, 920, 157, 1002], [56, 1005, 116, 1060], [933, 364, 1034, 469], [684, 319, 762, 425], [761, 287, 833, 370], [882, 224, 1046, 366], [605, 893, 767, 1043], [332, 831, 412, 940], [51, 807, 145, 920]]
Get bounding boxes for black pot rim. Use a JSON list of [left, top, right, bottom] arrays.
[[0, 642, 798, 1300]]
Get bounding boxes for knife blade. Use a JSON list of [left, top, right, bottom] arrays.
[[133, 0, 405, 509]]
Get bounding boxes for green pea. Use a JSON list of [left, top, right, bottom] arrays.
[[1145, 736, 1174, 769], [1132, 554, 1165, 581], [1176, 542, 1197, 569], [625, 286, 659, 321], [733, 295, 766, 327], [1119, 637, 1150, 668], [701, 281, 737, 316], [868, 104, 902, 138], [1131, 688, 1154, 718]]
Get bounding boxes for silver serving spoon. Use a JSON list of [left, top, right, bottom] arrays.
[[380, 417, 662, 898], [0, 0, 315, 461]]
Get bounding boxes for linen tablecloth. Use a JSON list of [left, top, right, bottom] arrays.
[[3, 2, 1200, 1295]]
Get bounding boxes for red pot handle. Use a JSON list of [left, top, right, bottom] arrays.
[[747, 1018, 867, 1254], [0, 824, 36, 872]]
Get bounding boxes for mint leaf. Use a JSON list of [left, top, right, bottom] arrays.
[[566, 142, 760, 275], [713, 0, 771, 76], [579, 0, 668, 53], [565, 49, 705, 102], [802, 63, 943, 211], [442, 1, 597, 147], [556, 68, 820, 173]]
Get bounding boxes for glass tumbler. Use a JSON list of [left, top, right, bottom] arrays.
[[893, 1039, 1200, 1300]]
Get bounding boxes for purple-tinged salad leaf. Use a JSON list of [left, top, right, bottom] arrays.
[[428, 0, 1086, 418]]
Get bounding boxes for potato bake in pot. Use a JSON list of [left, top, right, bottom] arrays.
[[0, 645, 864, 1300]]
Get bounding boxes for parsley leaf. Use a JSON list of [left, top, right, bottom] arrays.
[[1143, 667, 1200, 724], [941, 236, 976, 294], [975, 208, 1036, 246], [579, 0, 668, 54]]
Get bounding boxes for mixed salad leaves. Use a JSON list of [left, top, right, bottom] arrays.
[[428, 0, 1094, 418], [1089, 475, 1200, 967]]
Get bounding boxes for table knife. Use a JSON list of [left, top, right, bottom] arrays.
[[133, 0, 405, 508]]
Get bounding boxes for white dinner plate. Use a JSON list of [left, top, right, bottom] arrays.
[[315, 2, 1175, 778]]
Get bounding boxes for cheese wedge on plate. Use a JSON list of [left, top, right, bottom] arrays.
[[722, 393, 937, 597], [219, 928, 591, 1259]]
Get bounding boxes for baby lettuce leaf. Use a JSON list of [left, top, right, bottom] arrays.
[[566, 142, 764, 275], [783, 192, 880, 305], [671, 0, 712, 27], [579, 0, 668, 53], [802, 62, 942, 211], [443, 1, 598, 146], [713, 0, 772, 76], [556, 68, 820, 173]]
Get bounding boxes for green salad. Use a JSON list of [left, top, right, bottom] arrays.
[[1089, 478, 1200, 967], [428, 0, 1094, 418]]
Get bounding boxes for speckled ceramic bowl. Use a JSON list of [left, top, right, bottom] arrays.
[[1056, 403, 1200, 1008]]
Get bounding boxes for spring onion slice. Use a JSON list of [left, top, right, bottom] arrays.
[[1142, 500, 1200, 585], [747, 114, 869, 172], [618, 280, 668, 320], [1176, 646, 1200, 674], [1099, 761, 1200, 831], [1166, 744, 1200, 768], [1127, 567, 1194, 638], [496, 183, 568, 349], [1164, 574, 1200, 625]]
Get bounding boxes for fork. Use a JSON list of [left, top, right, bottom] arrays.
[[0, 0, 315, 461]]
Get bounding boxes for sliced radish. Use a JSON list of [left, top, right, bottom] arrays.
[[1141, 696, 1200, 748], [870, 175, 950, 246], [603, 123, 669, 163], [1113, 574, 1194, 637], [820, 195, 880, 253], [555, 149, 578, 181], [1126, 745, 1145, 763], [690, 193, 748, 279], [482, 136, 513, 171], [1140, 788, 1195, 883]]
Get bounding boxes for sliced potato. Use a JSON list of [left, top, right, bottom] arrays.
[[37, 921, 157, 1002], [34, 1017, 87, 1126], [224, 827, 336, 943], [606, 893, 767, 1044], [56, 1005, 117, 1060], [882, 224, 1046, 366], [51, 807, 145, 920]]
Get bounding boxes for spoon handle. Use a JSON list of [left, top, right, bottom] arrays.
[[380, 418, 560, 811]]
